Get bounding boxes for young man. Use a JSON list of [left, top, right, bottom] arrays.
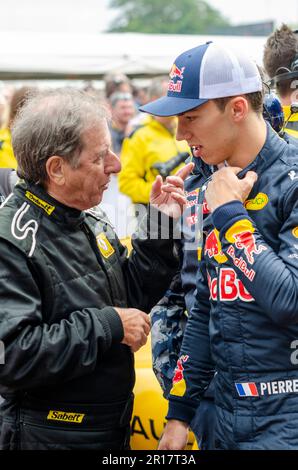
[[0, 88, 192, 450], [141, 42, 298, 450]]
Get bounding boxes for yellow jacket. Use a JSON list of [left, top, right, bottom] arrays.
[[0, 128, 17, 169], [119, 117, 190, 204], [283, 105, 298, 139]]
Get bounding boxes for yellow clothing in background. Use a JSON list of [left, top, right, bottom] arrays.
[[119, 117, 190, 204], [283, 105, 298, 139], [0, 128, 17, 169]]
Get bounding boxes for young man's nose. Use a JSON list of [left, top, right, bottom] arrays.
[[176, 119, 192, 142]]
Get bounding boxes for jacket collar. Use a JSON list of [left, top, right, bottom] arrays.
[[192, 155, 215, 178], [14, 180, 86, 227], [237, 122, 287, 178]]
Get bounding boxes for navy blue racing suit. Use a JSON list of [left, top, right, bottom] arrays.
[[166, 124, 298, 449]]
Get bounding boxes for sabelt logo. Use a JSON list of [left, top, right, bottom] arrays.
[[25, 191, 55, 215], [244, 193, 268, 211], [47, 410, 85, 423], [293, 227, 298, 239]]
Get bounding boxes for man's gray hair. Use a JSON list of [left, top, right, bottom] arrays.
[[12, 88, 109, 185]]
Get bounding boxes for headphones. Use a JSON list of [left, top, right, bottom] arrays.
[[268, 30, 298, 88], [268, 54, 298, 88]]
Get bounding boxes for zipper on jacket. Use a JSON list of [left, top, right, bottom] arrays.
[[196, 175, 213, 252]]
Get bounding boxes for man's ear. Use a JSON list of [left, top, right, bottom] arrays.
[[46, 156, 65, 186], [228, 96, 248, 122]]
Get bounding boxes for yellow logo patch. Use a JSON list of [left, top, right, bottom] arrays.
[[244, 193, 268, 211], [25, 191, 55, 215], [225, 219, 255, 243], [293, 227, 298, 239], [96, 233, 115, 258], [47, 410, 85, 423], [170, 378, 187, 397]]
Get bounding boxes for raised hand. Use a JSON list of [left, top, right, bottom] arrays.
[[150, 162, 194, 218]]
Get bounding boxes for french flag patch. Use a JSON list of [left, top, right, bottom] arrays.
[[235, 382, 259, 397]]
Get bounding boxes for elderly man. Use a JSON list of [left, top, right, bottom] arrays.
[[141, 41, 298, 450], [0, 88, 192, 450]]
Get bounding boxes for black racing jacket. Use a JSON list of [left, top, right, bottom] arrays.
[[0, 181, 179, 407]]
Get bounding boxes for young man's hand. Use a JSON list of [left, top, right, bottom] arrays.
[[205, 166, 258, 212], [158, 419, 189, 450]]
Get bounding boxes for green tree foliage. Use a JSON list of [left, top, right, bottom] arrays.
[[107, 0, 230, 34]]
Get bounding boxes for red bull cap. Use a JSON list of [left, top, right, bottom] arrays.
[[140, 42, 262, 117]]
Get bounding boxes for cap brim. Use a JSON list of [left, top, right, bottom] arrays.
[[139, 96, 208, 116]]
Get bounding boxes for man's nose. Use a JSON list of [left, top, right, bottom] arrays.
[[176, 119, 191, 142], [106, 151, 121, 174]]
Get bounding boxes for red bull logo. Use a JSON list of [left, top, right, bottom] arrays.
[[169, 64, 185, 80], [208, 268, 254, 301], [233, 231, 267, 265], [173, 355, 189, 384], [168, 64, 185, 93], [225, 219, 267, 267], [204, 229, 228, 264], [205, 230, 220, 258]]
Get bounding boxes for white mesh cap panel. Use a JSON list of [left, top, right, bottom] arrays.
[[199, 43, 262, 99]]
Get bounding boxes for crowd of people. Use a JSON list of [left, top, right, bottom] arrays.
[[0, 23, 297, 450]]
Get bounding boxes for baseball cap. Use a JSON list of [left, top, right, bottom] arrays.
[[140, 42, 262, 116]]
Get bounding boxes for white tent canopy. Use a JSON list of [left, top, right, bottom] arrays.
[[0, 32, 267, 78]]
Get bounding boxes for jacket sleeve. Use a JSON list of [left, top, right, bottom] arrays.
[[117, 206, 180, 313], [150, 271, 187, 397], [166, 257, 215, 424], [118, 134, 152, 204], [0, 240, 124, 392], [212, 182, 298, 326]]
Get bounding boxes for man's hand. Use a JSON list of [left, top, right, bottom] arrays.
[[150, 162, 194, 218], [114, 307, 151, 353], [158, 419, 189, 450], [205, 167, 258, 213]]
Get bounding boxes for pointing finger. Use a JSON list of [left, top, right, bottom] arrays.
[[174, 162, 194, 181], [150, 174, 163, 199]]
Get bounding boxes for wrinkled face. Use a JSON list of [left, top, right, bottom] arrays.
[[113, 99, 135, 125], [62, 120, 121, 210], [176, 100, 237, 166]]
